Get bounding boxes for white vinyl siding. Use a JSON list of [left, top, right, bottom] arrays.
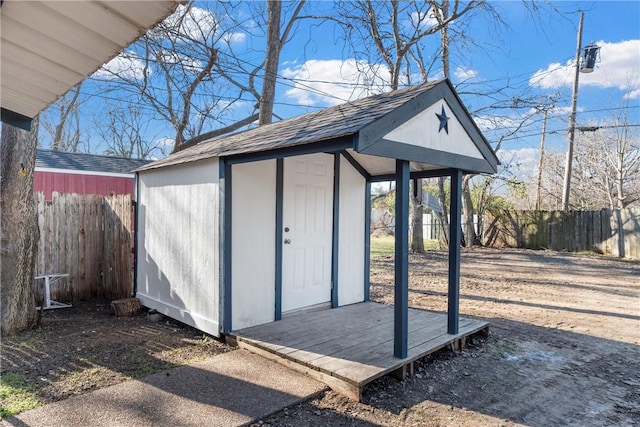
[[136, 158, 220, 336], [231, 160, 277, 330], [338, 156, 366, 306]]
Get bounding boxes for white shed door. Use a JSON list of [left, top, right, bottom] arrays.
[[282, 153, 334, 313]]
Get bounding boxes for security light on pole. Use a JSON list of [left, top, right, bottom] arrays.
[[580, 44, 601, 73]]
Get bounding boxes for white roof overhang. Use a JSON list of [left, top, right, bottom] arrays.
[[0, 0, 181, 130]]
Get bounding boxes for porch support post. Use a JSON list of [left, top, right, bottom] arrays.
[[331, 153, 340, 308], [448, 169, 462, 334], [364, 181, 371, 301], [394, 159, 409, 359], [221, 160, 233, 334], [133, 173, 140, 295], [274, 158, 284, 321]]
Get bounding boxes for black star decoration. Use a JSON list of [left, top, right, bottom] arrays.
[[435, 105, 449, 134]]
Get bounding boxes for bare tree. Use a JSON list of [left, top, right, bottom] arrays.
[[328, 0, 490, 253], [530, 98, 640, 211], [94, 2, 232, 153], [97, 102, 167, 159], [596, 106, 640, 209], [97, 1, 307, 152], [1, 119, 40, 335], [560, 121, 639, 210], [214, 1, 306, 127], [40, 83, 83, 151]]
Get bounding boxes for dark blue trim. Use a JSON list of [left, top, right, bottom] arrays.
[[224, 136, 354, 166], [355, 80, 499, 172], [275, 158, 284, 321], [394, 159, 410, 359], [331, 154, 341, 308], [370, 168, 457, 182], [222, 161, 233, 333], [219, 159, 226, 179], [340, 150, 371, 180], [1, 108, 32, 131], [364, 181, 371, 302], [133, 173, 140, 296], [359, 141, 495, 175], [447, 169, 462, 335]]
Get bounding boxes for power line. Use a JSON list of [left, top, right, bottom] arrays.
[[498, 124, 640, 144]]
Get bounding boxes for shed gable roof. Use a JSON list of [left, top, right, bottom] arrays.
[[139, 79, 499, 175], [36, 149, 150, 175]]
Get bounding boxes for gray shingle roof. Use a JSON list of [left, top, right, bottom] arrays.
[[137, 81, 442, 172], [36, 149, 150, 174]]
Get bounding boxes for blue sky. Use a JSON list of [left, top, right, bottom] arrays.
[[41, 0, 640, 183], [274, 2, 639, 151], [274, 1, 640, 185]]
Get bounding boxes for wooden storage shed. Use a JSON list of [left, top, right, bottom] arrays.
[[135, 80, 499, 365]]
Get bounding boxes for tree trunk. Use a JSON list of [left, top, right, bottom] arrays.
[[436, 1, 451, 248], [410, 179, 425, 253], [616, 150, 625, 209], [461, 175, 479, 246], [1, 119, 40, 335], [437, 177, 450, 246], [259, 0, 282, 125]]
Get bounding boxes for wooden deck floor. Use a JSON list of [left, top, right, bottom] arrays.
[[230, 302, 489, 400]]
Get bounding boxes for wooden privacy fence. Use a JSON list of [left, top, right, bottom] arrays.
[[484, 208, 640, 259], [35, 192, 133, 302]]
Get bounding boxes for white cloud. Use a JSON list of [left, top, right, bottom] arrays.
[[157, 51, 203, 73], [529, 61, 573, 89], [157, 137, 175, 147], [281, 59, 392, 107], [156, 5, 246, 47], [409, 10, 438, 31], [474, 115, 524, 132], [94, 50, 146, 80], [529, 39, 640, 98], [162, 5, 217, 41], [499, 147, 540, 179], [624, 88, 640, 100], [223, 32, 246, 44], [454, 66, 479, 82]]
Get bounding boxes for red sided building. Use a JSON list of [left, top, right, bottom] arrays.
[[34, 149, 150, 200]]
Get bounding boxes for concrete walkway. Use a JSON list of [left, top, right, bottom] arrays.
[[2, 350, 327, 427]]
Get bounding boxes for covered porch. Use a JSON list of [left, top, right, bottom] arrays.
[[230, 302, 488, 401]]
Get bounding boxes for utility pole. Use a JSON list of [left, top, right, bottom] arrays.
[[535, 109, 548, 211], [561, 12, 584, 211]]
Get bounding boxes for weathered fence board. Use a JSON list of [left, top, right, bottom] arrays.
[[35, 192, 133, 303], [484, 208, 640, 259]]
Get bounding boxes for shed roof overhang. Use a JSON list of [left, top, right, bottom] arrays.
[[0, 0, 181, 130], [138, 80, 499, 178]]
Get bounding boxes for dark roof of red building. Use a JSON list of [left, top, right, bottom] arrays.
[[36, 149, 150, 175]]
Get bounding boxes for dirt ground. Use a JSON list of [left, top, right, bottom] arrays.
[[258, 248, 640, 426], [2, 248, 639, 426]]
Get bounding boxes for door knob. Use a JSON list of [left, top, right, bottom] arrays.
[[284, 239, 291, 244]]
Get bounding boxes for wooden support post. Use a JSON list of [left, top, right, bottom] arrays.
[[275, 158, 284, 320], [364, 181, 371, 301], [448, 169, 462, 335], [391, 361, 415, 381], [331, 153, 340, 308], [221, 161, 233, 333], [394, 159, 409, 359]]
